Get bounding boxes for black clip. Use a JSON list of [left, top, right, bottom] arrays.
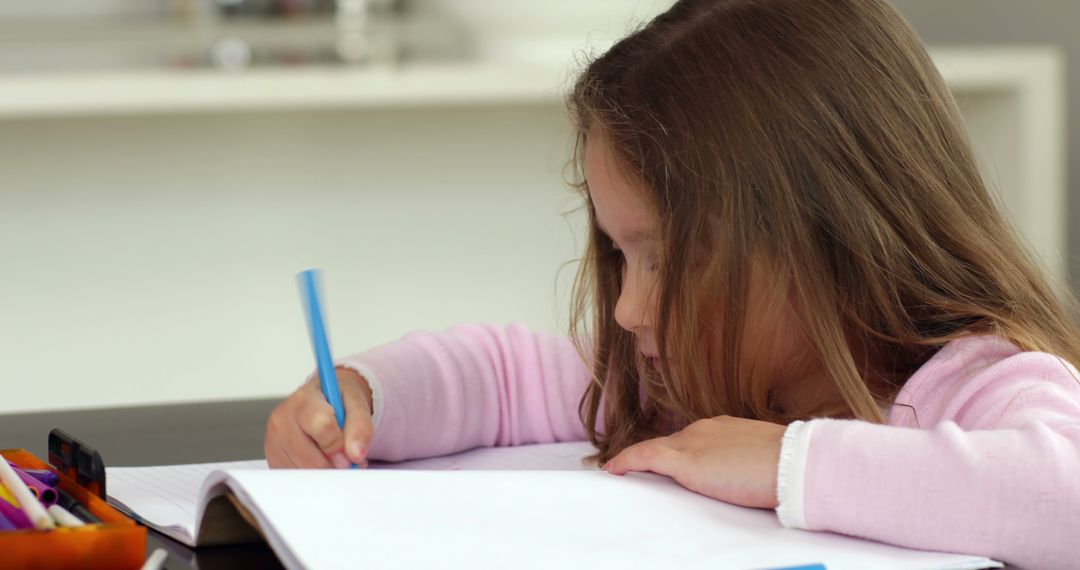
[[48, 428, 106, 499]]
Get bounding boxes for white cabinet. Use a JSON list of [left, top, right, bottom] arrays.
[[934, 48, 1066, 291]]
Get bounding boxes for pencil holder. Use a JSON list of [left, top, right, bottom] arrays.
[[0, 449, 147, 569]]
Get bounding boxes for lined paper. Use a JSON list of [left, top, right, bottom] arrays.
[[107, 459, 266, 544]]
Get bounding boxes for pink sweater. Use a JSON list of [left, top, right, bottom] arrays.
[[339, 323, 1080, 568]]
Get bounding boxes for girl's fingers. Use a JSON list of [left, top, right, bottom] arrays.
[[297, 398, 346, 457], [341, 387, 373, 464], [266, 370, 375, 469], [266, 404, 300, 468], [604, 439, 680, 477], [286, 437, 334, 469], [269, 442, 296, 469], [265, 443, 289, 468], [286, 412, 335, 468]]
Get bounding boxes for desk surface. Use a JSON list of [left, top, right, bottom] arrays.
[[0, 399, 286, 569]]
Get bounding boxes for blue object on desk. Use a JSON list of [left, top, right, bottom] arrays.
[[764, 565, 826, 570], [297, 269, 347, 429]]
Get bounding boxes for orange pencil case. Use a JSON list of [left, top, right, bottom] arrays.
[[0, 448, 147, 569]]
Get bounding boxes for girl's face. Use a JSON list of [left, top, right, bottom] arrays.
[[585, 130, 829, 412], [585, 131, 663, 366]]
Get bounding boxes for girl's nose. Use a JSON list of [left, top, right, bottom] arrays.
[[615, 273, 649, 333]]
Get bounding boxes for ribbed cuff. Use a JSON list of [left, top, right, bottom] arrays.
[[336, 361, 385, 431], [775, 419, 815, 529]]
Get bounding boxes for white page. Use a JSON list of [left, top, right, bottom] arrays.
[[109, 443, 1000, 570], [217, 468, 1001, 570], [105, 442, 595, 544]]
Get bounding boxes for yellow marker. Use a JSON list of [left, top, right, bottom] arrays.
[[0, 483, 18, 506]]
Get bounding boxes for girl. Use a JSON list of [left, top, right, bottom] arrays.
[[264, 0, 1080, 566]]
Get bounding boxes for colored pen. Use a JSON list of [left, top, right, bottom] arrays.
[[297, 269, 355, 468], [12, 466, 58, 506], [0, 487, 35, 529], [4, 459, 59, 483], [0, 482, 16, 506], [141, 548, 169, 570], [47, 504, 86, 528], [22, 468, 61, 487], [3, 461, 56, 481], [0, 509, 16, 531], [0, 460, 54, 529], [56, 488, 101, 524]]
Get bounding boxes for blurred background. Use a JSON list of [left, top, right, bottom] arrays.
[[0, 0, 1074, 414]]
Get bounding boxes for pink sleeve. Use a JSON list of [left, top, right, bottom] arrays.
[[336, 323, 593, 462], [801, 378, 1080, 568]]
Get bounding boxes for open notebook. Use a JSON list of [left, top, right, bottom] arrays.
[[105, 442, 593, 546], [106, 442, 1001, 570]]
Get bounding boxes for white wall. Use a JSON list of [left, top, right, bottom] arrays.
[[0, 105, 583, 413], [0, 0, 679, 414]]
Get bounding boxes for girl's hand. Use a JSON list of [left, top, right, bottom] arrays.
[[264, 368, 374, 469], [603, 415, 787, 509]]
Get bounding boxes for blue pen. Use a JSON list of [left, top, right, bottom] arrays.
[[297, 269, 353, 467]]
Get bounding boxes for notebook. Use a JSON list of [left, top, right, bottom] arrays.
[[106, 442, 1002, 570]]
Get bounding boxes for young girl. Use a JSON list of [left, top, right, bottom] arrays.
[[264, 0, 1080, 566]]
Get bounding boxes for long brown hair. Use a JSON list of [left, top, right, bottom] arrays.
[[568, 0, 1080, 462]]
